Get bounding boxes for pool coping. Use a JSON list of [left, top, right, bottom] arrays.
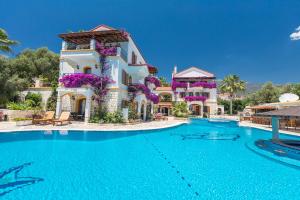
[[0, 121, 188, 133]]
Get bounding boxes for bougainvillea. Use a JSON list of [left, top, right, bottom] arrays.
[[190, 81, 216, 89], [96, 42, 117, 56], [59, 73, 114, 102], [184, 96, 207, 102], [145, 76, 161, 87], [147, 93, 159, 104], [171, 80, 188, 91], [128, 83, 159, 104]]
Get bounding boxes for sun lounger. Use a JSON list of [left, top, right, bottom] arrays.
[[32, 111, 55, 125], [52, 112, 71, 126]]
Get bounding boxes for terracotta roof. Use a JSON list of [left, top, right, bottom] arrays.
[[90, 24, 116, 31], [257, 106, 300, 118], [156, 87, 172, 91]]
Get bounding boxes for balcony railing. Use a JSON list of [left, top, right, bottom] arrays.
[[65, 43, 91, 50]]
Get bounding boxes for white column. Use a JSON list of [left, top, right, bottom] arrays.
[[272, 116, 279, 141], [151, 102, 154, 115], [143, 104, 147, 121], [62, 41, 67, 50], [137, 101, 142, 119], [55, 95, 62, 118], [84, 96, 92, 124], [90, 39, 96, 50]]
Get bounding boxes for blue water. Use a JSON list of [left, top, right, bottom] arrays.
[[0, 119, 300, 199]]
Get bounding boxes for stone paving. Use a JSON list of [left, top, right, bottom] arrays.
[[0, 118, 188, 132]]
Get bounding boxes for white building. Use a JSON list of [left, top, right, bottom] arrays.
[[155, 66, 224, 117], [56, 25, 159, 123]]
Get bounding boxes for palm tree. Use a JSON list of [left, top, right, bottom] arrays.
[[219, 75, 246, 115], [0, 28, 18, 53]]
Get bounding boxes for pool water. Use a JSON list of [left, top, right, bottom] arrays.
[[0, 119, 300, 199]]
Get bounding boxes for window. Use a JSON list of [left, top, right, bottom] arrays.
[[202, 92, 209, 98], [122, 70, 130, 86], [180, 92, 186, 98], [83, 66, 92, 74], [195, 92, 200, 96], [131, 52, 137, 64], [189, 92, 193, 96]]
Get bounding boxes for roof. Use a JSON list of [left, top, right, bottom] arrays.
[[156, 87, 172, 91], [59, 24, 128, 44], [90, 24, 116, 31], [257, 106, 300, 118], [174, 67, 215, 79]]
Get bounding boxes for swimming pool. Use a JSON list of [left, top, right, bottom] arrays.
[[1, 119, 300, 199]]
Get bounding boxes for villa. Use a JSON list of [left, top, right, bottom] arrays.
[[155, 66, 224, 117], [55, 25, 160, 123]]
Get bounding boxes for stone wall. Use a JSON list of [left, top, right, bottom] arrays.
[[1, 109, 38, 121]]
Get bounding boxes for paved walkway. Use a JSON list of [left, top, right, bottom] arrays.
[[0, 119, 188, 133]]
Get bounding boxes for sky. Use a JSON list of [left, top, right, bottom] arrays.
[[1, 0, 300, 83]]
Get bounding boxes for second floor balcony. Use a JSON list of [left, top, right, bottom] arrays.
[[61, 39, 128, 63]]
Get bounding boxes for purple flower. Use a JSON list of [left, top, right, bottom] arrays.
[[184, 96, 207, 102], [96, 42, 117, 56], [145, 76, 161, 87], [59, 73, 114, 102], [171, 80, 188, 91], [190, 81, 216, 88]]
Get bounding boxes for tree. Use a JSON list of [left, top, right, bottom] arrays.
[[0, 28, 18, 53], [248, 82, 279, 105], [11, 47, 59, 85], [219, 75, 246, 115], [158, 76, 170, 86], [0, 57, 28, 106]]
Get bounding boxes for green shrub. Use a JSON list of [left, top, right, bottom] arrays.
[[89, 115, 100, 123], [14, 117, 32, 121], [46, 90, 57, 111], [103, 111, 124, 123], [172, 102, 189, 118], [128, 101, 138, 120], [25, 92, 42, 107]]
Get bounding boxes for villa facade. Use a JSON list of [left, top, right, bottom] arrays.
[[155, 66, 224, 117], [55, 25, 159, 123]]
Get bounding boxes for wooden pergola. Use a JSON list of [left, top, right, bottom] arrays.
[[59, 30, 128, 44]]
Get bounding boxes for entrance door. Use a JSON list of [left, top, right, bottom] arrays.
[[161, 107, 169, 116], [195, 105, 200, 115], [78, 98, 86, 115]]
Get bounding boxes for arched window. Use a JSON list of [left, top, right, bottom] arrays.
[[83, 66, 92, 74]]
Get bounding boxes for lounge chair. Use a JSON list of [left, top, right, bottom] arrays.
[[52, 112, 71, 126], [154, 113, 168, 121], [32, 111, 55, 125]]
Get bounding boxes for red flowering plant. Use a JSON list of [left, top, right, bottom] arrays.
[[184, 96, 207, 102]]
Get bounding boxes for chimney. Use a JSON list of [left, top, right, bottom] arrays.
[[172, 65, 177, 78]]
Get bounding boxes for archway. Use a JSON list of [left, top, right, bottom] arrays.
[[189, 104, 201, 115]]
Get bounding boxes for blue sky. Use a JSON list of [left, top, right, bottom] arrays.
[[1, 0, 300, 83]]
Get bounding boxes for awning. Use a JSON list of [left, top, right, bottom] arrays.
[[257, 106, 300, 118]]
